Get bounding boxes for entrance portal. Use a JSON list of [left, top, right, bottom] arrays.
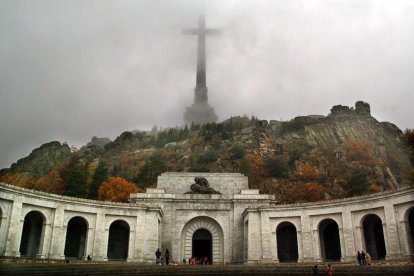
[[192, 229, 212, 264], [107, 220, 129, 260], [19, 211, 44, 258], [319, 219, 341, 261], [408, 208, 414, 254], [276, 222, 298, 262], [64, 216, 88, 259], [363, 214, 386, 259]]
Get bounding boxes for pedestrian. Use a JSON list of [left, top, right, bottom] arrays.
[[155, 248, 161, 265], [312, 264, 319, 276], [87, 255, 92, 261], [361, 250, 366, 266], [357, 250, 361, 266], [165, 249, 170, 265], [326, 264, 334, 276], [366, 252, 372, 265]]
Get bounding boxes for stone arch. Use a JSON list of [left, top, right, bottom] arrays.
[[318, 218, 341, 261], [19, 210, 46, 258], [107, 219, 130, 260], [276, 221, 298, 262], [404, 207, 414, 255], [362, 214, 386, 259], [181, 216, 224, 264], [0, 204, 3, 232], [64, 216, 88, 259]]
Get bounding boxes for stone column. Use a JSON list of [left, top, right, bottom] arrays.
[[338, 227, 347, 262], [398, 220, 413, 257], [297, 230, 304, 262], [0, 205, 10, 256], [300, 213, 314, 262], [4, 197, 23, 257], [127, 228, 135, 262], [85, 225, 95, 260], [341, 210, 356, 261], [260, 212, 273, 263], [134, 210, 145, 262], [271, 230, 278, 262], [384, 205, 402, 259], [48, 207, 65, 259], [246, 211, 262, 263], [353, 226, 364, 252], [312, 229, 322, 262], [93, 212, 106, 261], [38, 219, 53, 259]]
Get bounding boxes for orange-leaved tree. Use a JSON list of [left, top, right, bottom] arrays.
[[98, 176, 140, 202], [294, 161, 320, 182], [34, 169, 64, 194], [0, 172, 34, 189]]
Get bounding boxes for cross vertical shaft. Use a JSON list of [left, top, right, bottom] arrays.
[[183, 15, 219, 124]]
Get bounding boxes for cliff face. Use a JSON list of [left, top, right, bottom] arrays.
[[0, 141, 72, 178], [1, 101, 411, 200]]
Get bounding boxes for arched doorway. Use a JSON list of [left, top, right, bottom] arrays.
[[181, 216, 224, 264], [192, 229, 212, 264], [409, 208, 414, 254], [107, 220, 129, 260], [64, 216, 88, 259], [362, 214, 386, 259], [276, 222, 298, 262], [319, 219, 341, 261], [19, 211, 44, 258]]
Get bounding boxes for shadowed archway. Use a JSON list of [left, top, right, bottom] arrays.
[[362, 214, 386, 259], [107, 220, 130, 260], [409, 208, 414, 254], [192, 228, 212, 264], [19, 211, 45, 258], [319, 219, 341, 261], [64, 216, 88, 259], [276, 222, 298, 262]]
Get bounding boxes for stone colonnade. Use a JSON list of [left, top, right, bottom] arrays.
[[243, 188, 414, 263], [0, 183, 162, 262], [0, 182, 413, 263]]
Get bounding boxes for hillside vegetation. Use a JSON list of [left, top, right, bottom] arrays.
[[1, 101, 413, 203]]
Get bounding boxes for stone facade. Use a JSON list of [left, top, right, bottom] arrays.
[[0, 172, 413, 264]]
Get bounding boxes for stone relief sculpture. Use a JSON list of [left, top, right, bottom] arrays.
[[186, 177, 220, 194]]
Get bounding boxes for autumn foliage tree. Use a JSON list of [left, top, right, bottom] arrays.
[[34, 169, 64, 194], [0, 172, 34, 188], [294, 161, 320, 182], [403, 129, 414, 183], [98, 176, 139, 202]]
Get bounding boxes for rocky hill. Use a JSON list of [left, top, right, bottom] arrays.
[[1, 101, 412, 203]]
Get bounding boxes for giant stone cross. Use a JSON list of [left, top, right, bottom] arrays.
[[183, 15, 219, 125]]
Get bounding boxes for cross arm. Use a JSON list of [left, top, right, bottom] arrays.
[[205, 29, 221, 35], [183, 28, 198, 35]]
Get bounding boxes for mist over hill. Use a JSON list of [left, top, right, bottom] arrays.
[[1, 101, 412, 203]]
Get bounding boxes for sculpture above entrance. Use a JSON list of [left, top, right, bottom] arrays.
[[186, 177, 220, 194]]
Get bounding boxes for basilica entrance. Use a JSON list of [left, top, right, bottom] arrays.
[[181, 216, 224, 264], [192, 229, 212, 264]]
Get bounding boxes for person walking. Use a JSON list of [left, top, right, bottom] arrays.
[[165, 249, 170, 265], [366, 252, 372, 265], [312, 264, 319, 276], [155, 248, 161, 265], [326, 264, 334, 276], [361, 250, 366, 266], [357, 250, 362, 266]]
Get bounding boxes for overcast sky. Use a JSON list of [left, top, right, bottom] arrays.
[[1, 0, 413, 169]]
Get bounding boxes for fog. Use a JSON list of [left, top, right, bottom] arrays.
[[1, 0, 413, 168]]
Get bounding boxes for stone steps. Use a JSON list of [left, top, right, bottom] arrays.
[[1, 263, 413, 276]]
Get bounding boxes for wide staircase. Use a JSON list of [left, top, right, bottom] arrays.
[[1, 258, 413, 275]]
